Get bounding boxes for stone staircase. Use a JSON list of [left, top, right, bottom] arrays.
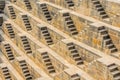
[[65, 0, 75, 7], [41, 52, 56, 74], [67, 42, 83, 65], [63, 12, 78, 35], [19, 60, 32, 80], [21, 15, 32, 31], [108, 63, 120, 80], [5, 24, 15, 38], [23, 0, 32, 10], [91, 0, 109, 20], [98, 26, 118, 53], [1, 67, 12, 80], [40, 4, 52, 21], [40, 26, 53, 45], [4, 43, 15, 61], [7, 6, 16, 19], [20, 36, 32, 54]]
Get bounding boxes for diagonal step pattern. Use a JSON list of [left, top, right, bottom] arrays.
[[40, 4, 52, 21], [19, 60, 32, 80], [40, 27, 53, 45], [65, 0, 75, 7], [91, 0, 109, 19], [5, 24, 15, 38], [4, 44, 15, 61], [23, 0, 32, 10], [41, 52, 56, 74], [98, 26, 118, 53], [1, 67, 12, 80], [20, 36, 32, 54], [7, 6, 16, 19], [67, 42, 83, 65], [108, 63, 120, 80], [21, 15, 32, 31], [63, 12, 78, 35]]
